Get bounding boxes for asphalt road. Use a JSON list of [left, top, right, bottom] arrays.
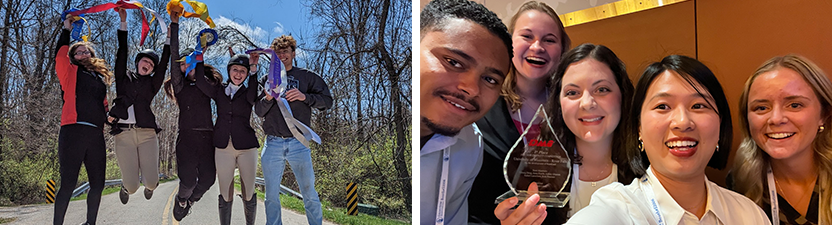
[[0, 180, 336, 225]]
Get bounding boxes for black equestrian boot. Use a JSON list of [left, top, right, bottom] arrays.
[[241, 194, 257, 225], [218, 194, 232, 225]]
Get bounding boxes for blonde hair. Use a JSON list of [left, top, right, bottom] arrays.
[[69, 42, 112, 85], [734, 54, 832, 225], [502, 1, 570, 111]]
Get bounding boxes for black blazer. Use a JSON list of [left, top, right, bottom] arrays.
[[109, 30, 170, 130], [196, 70, 259, 149]]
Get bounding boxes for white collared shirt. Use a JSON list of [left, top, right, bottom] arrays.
[[420, 124, 483, 225], [566, 166, 771, 225]]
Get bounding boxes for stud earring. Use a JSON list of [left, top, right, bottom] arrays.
[[716, 145, 719, 152], [820, 126, 825, 133]]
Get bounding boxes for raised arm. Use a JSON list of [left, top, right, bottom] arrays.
[[114, 9, 128, 88], [55, 18, 73, 83], [245, 53, 260, 105], [168, 18, 184, 95], [151, 35, 171, 94], [193, 62, 218, 99]]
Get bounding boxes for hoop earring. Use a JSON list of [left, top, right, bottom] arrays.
[[638, 136, 644, 152]]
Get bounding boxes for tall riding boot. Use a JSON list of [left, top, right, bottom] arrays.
[[218, 194, 232, 225], [241, 194, 257, 225]]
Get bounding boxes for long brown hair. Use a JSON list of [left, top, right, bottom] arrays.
[[163, 64, 222, 102], [502, 1, 571, 111], [734, 54, 832, 225], [69, 42, 112, 85]]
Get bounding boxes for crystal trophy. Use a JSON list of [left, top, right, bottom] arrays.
[[496, 104, 571, 208]]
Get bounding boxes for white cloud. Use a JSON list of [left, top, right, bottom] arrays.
[[213, 16, 268, 45], [272, 22, 285, 35]]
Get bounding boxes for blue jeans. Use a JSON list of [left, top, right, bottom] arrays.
[[261, 136, 323, 225]]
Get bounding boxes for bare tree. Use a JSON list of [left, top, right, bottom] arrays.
[[306, 0, 412, 214]]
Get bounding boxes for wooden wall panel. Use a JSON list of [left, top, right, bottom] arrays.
[[696, 0, 832, 184], [564, 1, 696, 82]]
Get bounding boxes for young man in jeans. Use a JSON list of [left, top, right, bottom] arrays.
[[255, 35, 332, 225]]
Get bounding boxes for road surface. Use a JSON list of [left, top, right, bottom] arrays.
[[0, 180, 336, 225]]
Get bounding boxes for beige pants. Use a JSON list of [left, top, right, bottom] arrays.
[[216, 137, 258, 202], [115, 128, 160, 194]]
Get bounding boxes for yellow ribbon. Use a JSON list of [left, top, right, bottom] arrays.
[[166, 0, 215, 28]]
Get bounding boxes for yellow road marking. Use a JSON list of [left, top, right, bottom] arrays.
[[162, 186, 177, 225]]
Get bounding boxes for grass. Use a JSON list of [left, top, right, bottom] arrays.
[[234, 183, 409, 225], [0, 217, 17, 224]]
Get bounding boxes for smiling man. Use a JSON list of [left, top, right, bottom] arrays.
[[419, 0, 512, 224]]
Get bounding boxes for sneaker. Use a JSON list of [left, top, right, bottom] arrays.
[[144, 187, 153, 200], [173, 196, 190, 221], [119, 186, 129, 204]]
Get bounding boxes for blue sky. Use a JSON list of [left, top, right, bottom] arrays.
[[173, 0, 322, 80], [200, 0, 317, 44]]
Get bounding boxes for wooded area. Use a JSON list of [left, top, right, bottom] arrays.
[[0, 0, 411, 218]]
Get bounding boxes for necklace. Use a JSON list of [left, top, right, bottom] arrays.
[[580, 162, 612, 187], [774, 175, 816, 211]]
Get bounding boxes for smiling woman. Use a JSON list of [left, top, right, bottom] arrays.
[[733, 55, 832, 225], [564, 55, 770, 225]]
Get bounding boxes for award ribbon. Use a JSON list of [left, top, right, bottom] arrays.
[[245, 48, 320, 148], [67, 0, 168, 46], [61, 8, 89, 42], [244, 48, 286, 99], [177, 28, 217, 76], [166, 0, 215, 28]]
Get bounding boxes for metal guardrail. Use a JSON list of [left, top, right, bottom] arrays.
[[254, 177, 304, 200], [70, 175, 304, 200], [70, 174, 167, 198]]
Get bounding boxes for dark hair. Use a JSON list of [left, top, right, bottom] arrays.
[[627, 55, 732, 176], [543, 43, 636, 183], [420, 0, 512, 59]]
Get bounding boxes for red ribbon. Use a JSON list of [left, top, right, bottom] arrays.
[[68, 0, 153, 46]]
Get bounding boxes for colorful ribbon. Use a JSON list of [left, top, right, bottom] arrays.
[[178, 28, 217, 75], [245, 48, 319, 147], [61, 9, 89, 42], [67, 0, 168, 46], [244, 48, 287, 99], [166, 0, 215, 28]]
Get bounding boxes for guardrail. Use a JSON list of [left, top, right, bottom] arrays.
[[70, 175, 304, 200], [254, 177, 303, 200]]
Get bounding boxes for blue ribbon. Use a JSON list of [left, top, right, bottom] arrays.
[[61, 9, 87, 41], [183, 28, 217, 75]]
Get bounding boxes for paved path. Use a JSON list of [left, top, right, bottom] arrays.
[[0, 180, 336, 225]]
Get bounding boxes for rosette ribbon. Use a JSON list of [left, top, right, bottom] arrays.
[[178, 28, 217, 76], [245, 48, 321, 148], [61, 8, 89, 42]]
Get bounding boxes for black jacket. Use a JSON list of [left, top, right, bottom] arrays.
[[55, 29, 108, 128], [254, 67, 332, 137], [196, 70, 259, 149], [169, 22, 213, 131], [109, 29, 170, 130]]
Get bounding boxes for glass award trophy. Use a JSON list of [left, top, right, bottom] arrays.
[[496, 104, 571, 208]]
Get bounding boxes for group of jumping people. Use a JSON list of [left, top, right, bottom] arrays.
[[52, 7, 332, 225]]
